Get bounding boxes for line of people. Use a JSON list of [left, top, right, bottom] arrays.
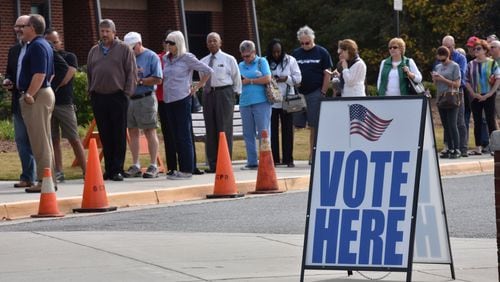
[[3, 17, 500, 192]]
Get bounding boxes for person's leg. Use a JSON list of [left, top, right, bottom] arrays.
[[481, 112, 489, 149], [91, 94, 113, 176], [107, 93, 128, 177], [240, 105, 258, 166], [448, 107, 460, 152], [270, 108, 280, 163], [484, 94, 498, 135], [170, 96, 194, 174], [126, 99, 140, 168], [128, 127, 141, 165], [13, 111, 36, 184], [470, 99, 483, 153], [282, 111, 294, 165], [158, 101, 177, 172], [50, 109, 63, 174], [57, 104, 86, 174], [202, 89, 217, 170], [304, 89, 321, 163], [215, 87, 236, 157], [253, 101, 272, 155], [457, 92, 467, 155], [438, 107, 450, 156]]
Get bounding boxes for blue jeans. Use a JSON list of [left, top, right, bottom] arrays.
[[240, 102, 271, 166], [13, 111, 36, 182], [165, 95, 194, 173]]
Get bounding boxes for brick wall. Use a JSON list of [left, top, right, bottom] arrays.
[[148, 0, 182, 53], [63, 0, 98, 66], [0, 1, 16, 71], [101, 8, 149, 44], [222, 0, 255, 58]]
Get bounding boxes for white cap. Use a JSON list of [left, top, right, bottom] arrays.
[[124, 31, 142, 47]]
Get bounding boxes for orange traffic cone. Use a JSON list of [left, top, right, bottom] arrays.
[[73, 138, 117, 213], [250, 130, 284, 194], [31, 168, 64, 218], [207, 132, 244, 198]]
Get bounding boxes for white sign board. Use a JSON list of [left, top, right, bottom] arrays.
[[301, 97, 454, 281], [394, 0, 403, 11]]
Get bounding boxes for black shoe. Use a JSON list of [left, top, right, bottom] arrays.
[[112, 173, 124, 181], [440, 150, 450, 158], [204, 168, 216, 173], [449, 150, 461, 159], [103, 172, 110, 180], [461, 151, 469, 158], [166, 170, 175, 176], [287, 163, 295, 168], [193, 168, 205, 175]]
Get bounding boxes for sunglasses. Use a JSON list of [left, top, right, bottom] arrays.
[[474, 47, 483, 51], [241, 54, 253, 59], [300, 42, 311, 46], [13, 24, 29, 29], [165, 40, 176, 45], [389, 46, 399, 50]]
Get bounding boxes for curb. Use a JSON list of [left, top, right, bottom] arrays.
[[0, 160, 492, 221]]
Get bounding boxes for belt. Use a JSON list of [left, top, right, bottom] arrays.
[[208, 85, 232, 92], [130, 91, 153, 100]]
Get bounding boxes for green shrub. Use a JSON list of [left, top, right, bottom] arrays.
[[73, 71, 93, 126], [366, 84, 378, 96], [0, 119, 14, 140], [423, 81, 436, 98], [0, 73, 12, 120]]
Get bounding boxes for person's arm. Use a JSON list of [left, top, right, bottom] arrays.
[[342, 60, 366, 86], [242, 58, 271, 85], [123, 45, 137, 96], [188, 53, 213, 93], [407, 58, 422, 82], [288, 56, 302, 86], [230, 56, 242, 94], [23, 73, 46, 104], [376, 60, 385, 92], [141, 55, 163, 86]]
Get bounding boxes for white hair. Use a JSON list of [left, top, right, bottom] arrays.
[[239, 40, 255, 53], [297, 25, 315, 41], [166, 31, 187, 57]]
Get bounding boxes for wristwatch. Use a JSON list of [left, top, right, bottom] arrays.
[[139, 79, 144, 86]]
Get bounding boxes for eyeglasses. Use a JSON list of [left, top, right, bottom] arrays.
[[241, 54, 253, 59], [474, 47, 483, 51], [389, 46, 399, 50], [165, 40, 176, 45], [490, 46, 498, 49], [13, 24, 29, 29], [300, 41, 311, 46]]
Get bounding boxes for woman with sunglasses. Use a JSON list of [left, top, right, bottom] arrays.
[[162, 31, 213, 180], [432, 46, 462, 159], [377, 37, 422, 96], [333, 39, 366, 97], [465, 39, 500, 155]]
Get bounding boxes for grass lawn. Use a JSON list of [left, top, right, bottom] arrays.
[[0, 125, 460, 181]]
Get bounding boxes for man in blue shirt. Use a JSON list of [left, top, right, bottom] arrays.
[[123, 32, 163, 178], [292, 25, 333, 164], [18, 14, 56, 193]]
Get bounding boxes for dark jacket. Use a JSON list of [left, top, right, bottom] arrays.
[[5, 43, 22, 115]]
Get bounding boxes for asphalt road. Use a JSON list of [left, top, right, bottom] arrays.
[[0, 174, 495, 238]]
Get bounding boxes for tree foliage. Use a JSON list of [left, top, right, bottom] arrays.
[[256, 0, 497, 84]]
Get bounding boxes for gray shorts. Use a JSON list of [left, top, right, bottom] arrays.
[[51, 104, 80, 140], [293, 88, 322, 128], [127, 94, 158, 129]]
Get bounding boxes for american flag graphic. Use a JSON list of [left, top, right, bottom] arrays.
[[349, 104, 393, 141]]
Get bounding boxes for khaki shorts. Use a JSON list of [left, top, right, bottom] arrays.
[[51, 104, 80, 140], [127, 94, 158, 129]]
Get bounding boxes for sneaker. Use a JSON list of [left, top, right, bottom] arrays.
[[241, 165, 258, 170], [167, 171, 192, 180], [166, 170, 176, 176], [439, 150, 450, 158], [55, 171, 65, 183], [449, 150, 461, 159], [143, 165, 159, 178], [124, 165, 142, 178], [193, 168, 205, 175]]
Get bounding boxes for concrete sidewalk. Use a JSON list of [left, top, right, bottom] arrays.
[[0, 155, 494, 220], [0, 232, 496, 281]]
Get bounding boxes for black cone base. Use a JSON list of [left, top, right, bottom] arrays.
[[73, 206, 117, 213]]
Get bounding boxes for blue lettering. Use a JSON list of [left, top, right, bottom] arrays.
[[320, 151, 344, 206], [390, 151, 410, 207], [385, 210, 405, 265], [338, 209, 359, 264], [312, 208, 340, 263], [370, 152, 392, 207], [344, 150, 367, 208], [359, 210, 385, 265]]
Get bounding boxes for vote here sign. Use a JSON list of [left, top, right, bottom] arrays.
[[303, 97, 426, 271]]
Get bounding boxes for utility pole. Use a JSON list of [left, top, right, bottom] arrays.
[[394, 0, 403, 37]]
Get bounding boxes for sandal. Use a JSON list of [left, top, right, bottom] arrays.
[[468, 151, 482, 156]]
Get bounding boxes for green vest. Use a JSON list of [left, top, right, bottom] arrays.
[[378, 56, 410, 96]]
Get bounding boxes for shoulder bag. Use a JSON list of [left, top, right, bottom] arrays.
[[258, 58, 282, 103], [404, 58, 425, 95], [437, 87, 460, 109], [282, 85, 306, 113]]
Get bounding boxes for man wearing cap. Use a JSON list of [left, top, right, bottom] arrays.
[[87, 19, 137, 181], [123, 32, 163, 178], [200, 32, 242, 173], [442, 35, 468, 157]]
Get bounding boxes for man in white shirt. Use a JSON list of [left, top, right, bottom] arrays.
[[201, 32, 242, 173]]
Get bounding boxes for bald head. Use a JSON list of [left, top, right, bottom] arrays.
[[206, 32, 222, 54], [490, 40, 500, 59], [442, 35, 455, 51]]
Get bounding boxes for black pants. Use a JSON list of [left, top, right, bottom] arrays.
[[471, 94, 497, 146], [158, 101, 178, 171], [202, 86, 235, 170], [271, 108, 294, 164], [91, 92, 128, 176], [165, 95, 194, 173]]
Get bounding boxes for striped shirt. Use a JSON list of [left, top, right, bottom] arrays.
[[466, 58, 499, 94]]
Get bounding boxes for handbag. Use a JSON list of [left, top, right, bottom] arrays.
[[257, 58, 282, 103], [408, 77, 426, 95], [282, 85, 306, 113], [437, 88, 460, 109]]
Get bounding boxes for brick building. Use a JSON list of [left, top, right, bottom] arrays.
[[0, 0, 258, 71]]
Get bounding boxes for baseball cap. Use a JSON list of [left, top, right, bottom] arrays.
[[466, 36, 480, 47], [124, 31, 142, 47]]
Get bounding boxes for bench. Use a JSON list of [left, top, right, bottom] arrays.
[[192, 105, 243, 142]]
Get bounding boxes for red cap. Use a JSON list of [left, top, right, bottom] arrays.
[[466, 36, 480, 47]]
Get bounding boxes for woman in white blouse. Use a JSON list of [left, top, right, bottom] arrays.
[[377, 37, 422, 96], [333, 39, 366, 97], [266, 39, 302, 167]]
